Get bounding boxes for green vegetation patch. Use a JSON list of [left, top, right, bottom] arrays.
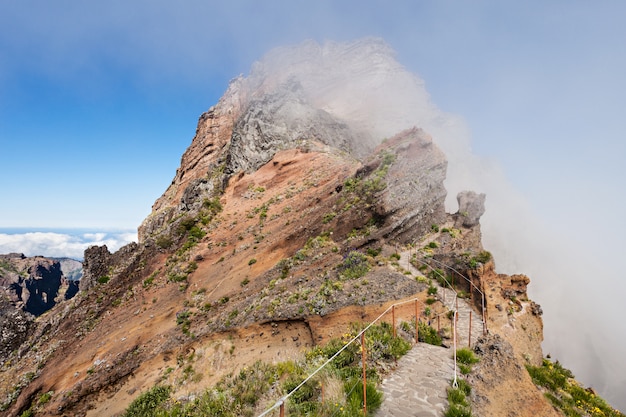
[[456, 348, 479, 375], [122, 322, 412, 417], [123, 385, 171, 417], [338, 251, 370, 280], [444, 376, 473, 417], [526, 358, 624, 417], [418, 321, 442, 346]]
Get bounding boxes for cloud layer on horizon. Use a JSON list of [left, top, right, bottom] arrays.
[[0, 230, 137, 260]]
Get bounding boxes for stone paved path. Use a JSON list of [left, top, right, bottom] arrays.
[[374, 251, 484, 416], [375, 342, 454, 417], [399, 251, 484, 348]]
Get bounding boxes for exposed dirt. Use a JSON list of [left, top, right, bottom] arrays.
[[469, 334, 561, 417], [1, 144, 429, 416]]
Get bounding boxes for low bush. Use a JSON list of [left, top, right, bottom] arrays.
[[418, 321, 442, 346], [338, 251, 370, 280], [526, 358, 624, 417], [123, 385, 171, 417]]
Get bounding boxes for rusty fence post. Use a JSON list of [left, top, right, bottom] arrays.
[[279, 400, 285, 417], [414, 300, 419, 343], [468, 311, 472, 347], [392, 305, 396, 338], [482, 292, 488, 336]]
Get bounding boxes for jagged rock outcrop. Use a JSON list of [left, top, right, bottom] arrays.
[[138, 38, 410, 244], [469, 334, 561, 417], [0, 253, 63, 316], [226, 80, 361, 176], [81, 242, 140, 292], [373, 127, 448, 242], [455, 190, 486, 228], [80, 245, 113, 291], [0, 295, 34, 363], [138, 77, 247, 242]]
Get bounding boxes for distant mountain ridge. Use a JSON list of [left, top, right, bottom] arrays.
[[52, 257, 83, 281]]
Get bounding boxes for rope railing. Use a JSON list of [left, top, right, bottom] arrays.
[[409, 255, 461, 388], [257, 296, 424, 417], [257, 247, 487, 416], [409, 250, 488, 336]]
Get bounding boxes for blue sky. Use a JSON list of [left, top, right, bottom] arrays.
[[1, 0, 626, 409], [1, 1, 624, 233]]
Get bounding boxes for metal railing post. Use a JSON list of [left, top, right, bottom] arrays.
[[361, 332, 367, 416]]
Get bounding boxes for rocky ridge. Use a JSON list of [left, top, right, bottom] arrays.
[[0, 39, 618, 417]]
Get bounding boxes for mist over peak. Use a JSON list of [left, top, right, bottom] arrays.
[[231, 37, 624, 408], [235, 38, 472, 206]]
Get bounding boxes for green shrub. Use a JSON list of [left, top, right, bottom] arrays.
[[457, 378, 472, 396], [427, 283, 438, 295], [444, 378, 473, 417], [248, 258, 257, 266], [178, 217, 197, 234], [203, 196, 223, 214], [185, 261, 198, 273], [37, 391, 53, 405], [444, 403, 472, 417], [418, 321, 442, 346], [323, 211, 337, 224], [167, 272, 187, 283], [283, 375, 317, 404], [525, 358, 625, 417], [475, 251, 492, 263], [123, 385, 171, 417], [339, 251, 370, 280], [526, 359, 571, 391], [364, 322, 411, 361], [143, 272, 157, 288], [448, 387, 468, 407], [310, 338, 358, 369], [456, 348, 479, 366], [344, 377, 383, 415], [188, 226, 206, 240], [155, 235, 173, 249], [97, 275, 110, 284]]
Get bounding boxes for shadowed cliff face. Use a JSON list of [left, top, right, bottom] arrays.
[[0, 253, 64, 316]]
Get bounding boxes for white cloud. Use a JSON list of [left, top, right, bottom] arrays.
[[0, 230, 137, 260]]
